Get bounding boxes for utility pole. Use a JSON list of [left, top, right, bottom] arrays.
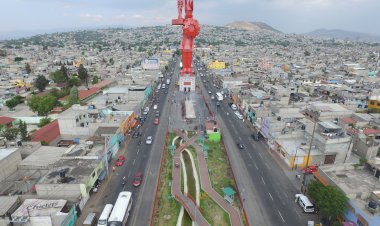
[[302, 120, 317, 193], [104, 136, 109, 176]]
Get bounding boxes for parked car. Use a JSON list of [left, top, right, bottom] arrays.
[[237, 143, 245, 149], [231, 104, 237, 111], [153, 104, 158, 110], [155, 111, 160, 117], [115, 155, 126, 166], [132, 172, 143, 187], [302, 165, 318, 174], [146, 136, 153, 144], [154, 118, 159, 125]]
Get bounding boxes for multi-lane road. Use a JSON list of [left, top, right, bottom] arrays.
[[195, 60, 316, 225]]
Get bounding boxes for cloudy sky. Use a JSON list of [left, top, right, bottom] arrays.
[[1, 0, 379, 34]]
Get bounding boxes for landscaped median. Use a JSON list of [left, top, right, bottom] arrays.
[[152, 132, 245, 226]]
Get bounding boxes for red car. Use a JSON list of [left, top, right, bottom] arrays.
[[115, 155, 126, 166], [302, 165, 318, 174], [132, 172, 143, 187], [154, 118, 159, 125]]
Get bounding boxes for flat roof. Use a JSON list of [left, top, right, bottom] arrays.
[[276, 136, 322, 156], [0, 148, 18, 161], [19, 146, 67, 168], [319, 121, 342, 130], [0, 196, 19, 216]]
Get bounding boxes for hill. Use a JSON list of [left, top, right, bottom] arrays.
[[305, 28, 380, 43], [225, 21, 281, 33]]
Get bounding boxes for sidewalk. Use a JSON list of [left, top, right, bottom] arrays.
[[76, 136, 131, 224]]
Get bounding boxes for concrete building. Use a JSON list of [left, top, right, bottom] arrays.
[[0, 148, 22, 183], [316, 165, 380, 226], [0, 196, 21, 226], [303, 102, 353, 121]]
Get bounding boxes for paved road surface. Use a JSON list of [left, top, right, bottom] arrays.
[[195, 60, 317, 226]]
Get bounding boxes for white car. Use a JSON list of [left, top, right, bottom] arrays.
[[234, 111, 243, 120], [231, 104, 237, 111], [153, 104, 158, 110], [146, 136, 153, 144], [211, 95, 215, 100]]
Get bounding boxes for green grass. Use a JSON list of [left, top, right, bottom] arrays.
[[200, 192, 230, 226], [205, 141, 236, 198], [183, 211, 192, 226], [187, 131, 195, 138], [152, 133, 181, 226], [183, 151, 196, 201]]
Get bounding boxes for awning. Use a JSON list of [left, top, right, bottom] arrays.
[[313, 171, 329, 186], [98, 170, 107, 181]]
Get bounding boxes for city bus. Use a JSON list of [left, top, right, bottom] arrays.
[[107, 192, 133, 226], [216, 92, 223, 101]]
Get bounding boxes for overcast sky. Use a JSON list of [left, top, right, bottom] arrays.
[[1, 0, 379, 34]]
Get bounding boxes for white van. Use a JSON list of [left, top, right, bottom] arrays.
[[295, 194, 314, 213], [97, 204, 113, 226]]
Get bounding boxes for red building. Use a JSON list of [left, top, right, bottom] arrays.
[[0, 116, 15, 128]]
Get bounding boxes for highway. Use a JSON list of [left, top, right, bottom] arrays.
[[96, 57, 179, 226], [195, 60, 314, 226]]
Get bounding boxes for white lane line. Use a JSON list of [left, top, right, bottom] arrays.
[[258, 152, 263, 159], [137, 149, 140, 155], [268, 192, 274, 201], [254, 163, 259, 170], [261, 176, 266, 185], [133, 159, 136, 166], [128, 171, 131, 178], [248, 153, 253, 159], [278, 210, 285, 223]]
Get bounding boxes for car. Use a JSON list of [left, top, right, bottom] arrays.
[[153, 104, 158, 110], [211, 95, 215, 100], [146, 136, 153, 144], [302, 165, 318, 174], [216, 101, 220, 107], [155, 111, 160, 117], [115, 155, 126, 166], [132, 172, 143, 187], [208, 91, 212, 94], [132, 131, 142, 138], [231, 104, 237, 111], [251, 133, 259, 141], [237, 143, 245, 149], [154, 118, 159, 125]]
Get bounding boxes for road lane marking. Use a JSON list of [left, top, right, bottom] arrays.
[[261, 176, 266, 185], [128, 171, 131, 178], [248, 153, 253, 159], [133, 159, 136, 165], [268, 192, 274, 201], [278, 210, 285, 222], [258, 152, 263, 159], [254, 163, 258, 170], [137, 149, 140, 155]]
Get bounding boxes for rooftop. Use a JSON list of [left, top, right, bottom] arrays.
[[0, 148, 18, 161], [0, 116, 15, 125], [19, 146, 67, 169]]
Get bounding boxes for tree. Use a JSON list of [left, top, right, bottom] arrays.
[[14, 57, 24, 62], [18, 120, 29, 141], [304, 50, 311, 57], [1, 128, 19, 140], [78, 64, 89, 86], [38, 117, 52, 128], [49, 70, 66, 83], [5, 99, 18, 110], [27, 95, 58, 116], [92, 75, 99, 84], [67, 77, 81, 87], [66, 86, 80, 106], [34, 75, 49, 92], [25, 63, 32, 74], [308, 181, 347, 225], [60, 65, 69, 82]]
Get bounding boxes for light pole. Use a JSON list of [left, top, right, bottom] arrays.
[[104, 136, 109, 176], [302, 120, 317, 193]]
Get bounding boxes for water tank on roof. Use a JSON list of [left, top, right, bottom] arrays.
[[74, 138, 80, 144]]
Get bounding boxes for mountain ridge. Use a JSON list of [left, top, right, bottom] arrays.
[[225, 21, 281, 33], [305, 28, 380, 43]]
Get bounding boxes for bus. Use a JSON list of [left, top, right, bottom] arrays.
[[216, 92, 223, 101], [107, 192, 133, 226], [97, 204, 113, 226]]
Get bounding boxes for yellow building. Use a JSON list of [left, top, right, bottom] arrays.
[[368, 95, 380, 110], [73, 58, 84, 68], [208, 60, 226, 70]]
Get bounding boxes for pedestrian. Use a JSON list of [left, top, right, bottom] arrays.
[[112, 166, 116, 172]]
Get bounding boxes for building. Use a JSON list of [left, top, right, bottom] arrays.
[[208, 60, 226, 70], [205, 120, 221, 142], [316, 165, 380, 226], [141, 57, 160, 70], [0, 196, 21, 226], [303, 102, 353, 121], [0, 116, 15, 128], [31, 120, 61, 145], [0, 148, 22, 183], [368, 95, 380, 111]]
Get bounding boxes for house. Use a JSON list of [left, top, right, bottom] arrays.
[[205, 120, 221, 142], [0, 116, 15, 128], [31, 120, 61, 145]]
